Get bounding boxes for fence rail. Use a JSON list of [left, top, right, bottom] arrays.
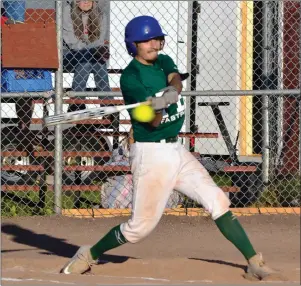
[[1, 0, 300, 217], [2, 89, 301, 98]]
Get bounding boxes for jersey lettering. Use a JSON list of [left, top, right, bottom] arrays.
[[176, 95, 185, 113], [160, 95, 185, 124], [161, 110, 185, 124]]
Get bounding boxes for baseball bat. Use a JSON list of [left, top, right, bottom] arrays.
[[43, 100, 151, 127]]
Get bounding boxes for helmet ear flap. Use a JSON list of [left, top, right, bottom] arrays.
[[125, 41, 138, 57]]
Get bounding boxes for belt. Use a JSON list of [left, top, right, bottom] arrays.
[[135, 136, 178, 143], [156, 136, 178, 143]]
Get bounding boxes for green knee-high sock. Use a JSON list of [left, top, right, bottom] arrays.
[[90, 225, 127, 260], [215, 211, 256, 260]]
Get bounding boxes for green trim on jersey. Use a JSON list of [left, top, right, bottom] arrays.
[[120, 54, 185, 142]]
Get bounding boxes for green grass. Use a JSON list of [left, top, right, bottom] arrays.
[[251, 176, 300, 208], [212, 174, 232, 186], [1, 190, 53, 217], [1, 189, 102, 217]]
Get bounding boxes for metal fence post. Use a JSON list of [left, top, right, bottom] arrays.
[[189, 1, 200, 152], [185, 1, 193, 152], [54, 0, 64, 214], [262, 0, 271, 184]]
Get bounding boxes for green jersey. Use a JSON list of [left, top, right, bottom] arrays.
[[120, 54, 185, 142]]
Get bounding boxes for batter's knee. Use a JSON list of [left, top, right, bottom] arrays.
[[120, 217, 159, 244], [207, 189, 231, 220]]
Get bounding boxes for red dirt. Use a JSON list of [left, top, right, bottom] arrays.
[[1, 214, 300, 285]]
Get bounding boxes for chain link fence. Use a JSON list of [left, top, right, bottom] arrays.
[[1, 0, 300, 217]]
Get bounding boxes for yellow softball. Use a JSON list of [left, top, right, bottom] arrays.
[[132, 104, 155, 123]]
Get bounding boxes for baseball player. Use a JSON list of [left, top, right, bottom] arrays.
[[61, 16, 285, 281]]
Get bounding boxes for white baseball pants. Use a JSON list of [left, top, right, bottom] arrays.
[[120, 141, 231, 243]]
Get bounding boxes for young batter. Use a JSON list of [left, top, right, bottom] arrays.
[[61, 16, 284, 281]]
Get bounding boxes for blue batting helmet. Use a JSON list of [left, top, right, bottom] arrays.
[[125, 16, 167, 57]]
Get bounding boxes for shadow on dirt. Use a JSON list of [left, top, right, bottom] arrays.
[[1, 223, 136, 264], [189, 257, 247, 272]]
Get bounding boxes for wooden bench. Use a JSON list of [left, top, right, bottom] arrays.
[[1, 131, 242, 209], [1, 98, 252, 204], [1, 94, 228, 210], [1, 184, 239, 193]]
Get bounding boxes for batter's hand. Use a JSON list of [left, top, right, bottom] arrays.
[[148, 86, 179, 110], [161, 86, 179, 105], [147, 96, 166, 110]]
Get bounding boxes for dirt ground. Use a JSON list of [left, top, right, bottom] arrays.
[[1, 214, 300, 285]]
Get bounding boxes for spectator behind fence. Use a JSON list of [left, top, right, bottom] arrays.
[[63, 0, 111, 112], [2, 1, 34, 132]]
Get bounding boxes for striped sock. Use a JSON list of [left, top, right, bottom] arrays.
[[215, 211, 257, 260], [90, 224, 127, 260]]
